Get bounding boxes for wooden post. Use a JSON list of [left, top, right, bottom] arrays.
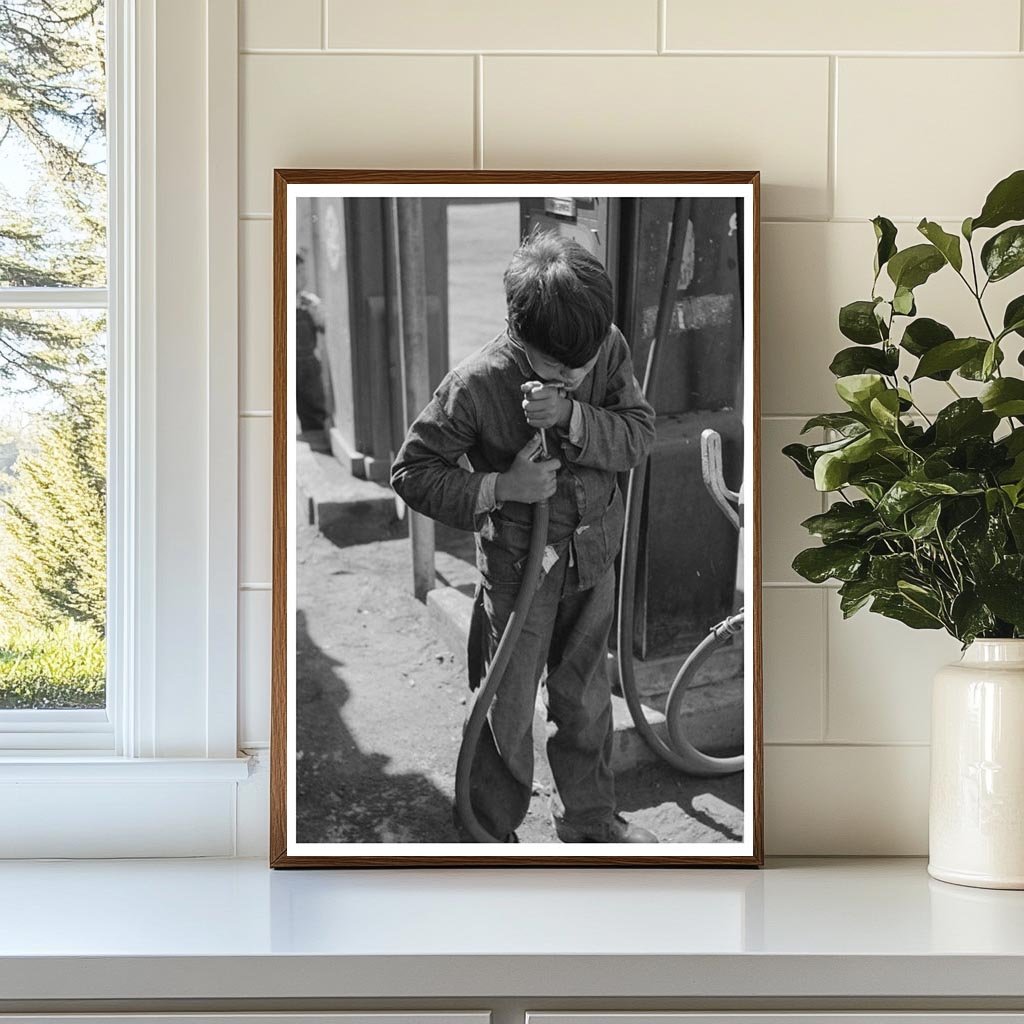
[[395, 197, 436, 601]]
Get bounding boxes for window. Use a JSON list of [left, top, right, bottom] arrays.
[[0, 0, 111, 747], [0, 0, 246, 858]]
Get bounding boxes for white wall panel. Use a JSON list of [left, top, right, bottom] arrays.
[[826, 599, 961, 744], [239, 589, 272, 747], [240, 219, 272, 412], [762, 588, 825, 743], [666, 0, 1021, 52], [766, 744, 930, 854], [836, 58, 1024, 220], [240, 416, 273, 587], [240, 55, 474, 214], [231, 2, 1015, 855], [760, 419, 824, 584], [242, 0, 322, 49], [482, 56, 831, 220], [328, 0, 657, 51]]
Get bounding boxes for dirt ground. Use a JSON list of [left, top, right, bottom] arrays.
[[295, 517, 745, 846]]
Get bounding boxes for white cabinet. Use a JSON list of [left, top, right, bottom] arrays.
[[0, 1017, 489, 1024]]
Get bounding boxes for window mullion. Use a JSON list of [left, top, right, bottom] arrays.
[[0, 287, 108, 310]]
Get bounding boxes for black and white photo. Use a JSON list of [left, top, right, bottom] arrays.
[[271, 173, 762, 866]]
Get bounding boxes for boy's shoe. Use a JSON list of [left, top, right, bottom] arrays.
[[554, 812, 659, 844]]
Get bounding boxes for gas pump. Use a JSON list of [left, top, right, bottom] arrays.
[[515, 194, 746, 776], [518, 195, 744, 655]]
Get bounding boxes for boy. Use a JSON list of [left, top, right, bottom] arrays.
[[391, 232, 657, 843]]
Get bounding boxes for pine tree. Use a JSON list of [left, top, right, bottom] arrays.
[[0, 0, 106, 397], [0, 371, 105, 632], [0, 1, 107, 657]]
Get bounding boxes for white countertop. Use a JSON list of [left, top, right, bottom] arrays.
[[1, 856, 1023, 1001]]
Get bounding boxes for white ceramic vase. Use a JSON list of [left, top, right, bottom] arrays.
[[929, 639, 1024, 889]]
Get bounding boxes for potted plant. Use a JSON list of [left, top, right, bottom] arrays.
[[785, 169, 1024, 889]]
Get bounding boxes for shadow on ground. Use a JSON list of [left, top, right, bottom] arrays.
[[295, 608, 460, 844], [294, 517, 745, 846]]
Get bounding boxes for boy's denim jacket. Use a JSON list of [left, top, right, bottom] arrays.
[[391, 325, 655, 593]]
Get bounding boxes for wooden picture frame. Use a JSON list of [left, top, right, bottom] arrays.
[[271, 171, 762, 867]]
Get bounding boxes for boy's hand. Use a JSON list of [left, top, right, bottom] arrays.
[[495, 435, 560, 504], [522, 382, 572, 430]]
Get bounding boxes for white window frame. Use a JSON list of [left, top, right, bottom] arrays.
[[0, 6, 120, 751], [0, 0, 249, 856]]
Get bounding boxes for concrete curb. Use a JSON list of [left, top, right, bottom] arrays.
[[426, 583, 743, 774]]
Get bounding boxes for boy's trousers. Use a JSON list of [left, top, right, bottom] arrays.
[[464, 552, 617, 839]]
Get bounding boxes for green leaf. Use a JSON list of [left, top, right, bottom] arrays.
[[800, 413, 865, 435], [933, 470, 986, 494], [933, 399, 999, 445], [868, 389, 902, 431], [959, 343, 1004, 381], [976, 575, 1024, 629], [971, 168, 1024, 232], [886, 243, 946, 291], [900, 317, 955, 360], [868, 552, 915, 587], [872, 215, 898, 278], [835, 373, 886, 414], [911, 337, 988, 381], [800, 501, 879, 543], [949, 503, 1005, 573], [847, 458, 905, 489], [917, 218, 963, 272], [877, 479, 958, 524], [1002, 295, 1024, 340], [845, 431, 888, 464], [810, 433, 863, 456], [962, 216, 974, 241], [782, 442, 815, 479], [982, 341, 1001, 381], [908, 500, 942, 539], [829, 345, 899, 378], [1006, 428, 1024, 456], [985, 486, 1009, 513], [814, 450, 850, 491], [949, 593, 995, 644], [1008, 508, 1024, 546], [839, 299, 886, 345], [838, 578, 879, 618], [892, 286, 916, 316], [871, 594, 943, 630], [981, 225, 1024, 283], [792, 542, 865, 583], [980, 378, 1024, 418]]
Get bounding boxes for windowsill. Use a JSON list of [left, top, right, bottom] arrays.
[[0, 754, 252, 781], [0, 857, 1022, 1004]]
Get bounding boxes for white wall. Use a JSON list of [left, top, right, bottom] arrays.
[[234, 0, 1024, 855]]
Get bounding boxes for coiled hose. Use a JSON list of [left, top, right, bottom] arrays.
[[454, 495, 549, 843], [616, 197, 744, 778]]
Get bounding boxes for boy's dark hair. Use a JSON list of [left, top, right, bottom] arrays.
[[503, 231, 613, 368]]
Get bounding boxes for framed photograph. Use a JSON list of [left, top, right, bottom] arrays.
[[270, 171, 762, 866]]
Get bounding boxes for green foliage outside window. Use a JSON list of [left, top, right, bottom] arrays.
[[0, 1, 107, 708]]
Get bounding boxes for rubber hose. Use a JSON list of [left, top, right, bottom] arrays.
[[454, 499, 550, 843], [616, 195, 744, 777], [665, 611, 745, 776], [616, 196, 699, 772], [617, 455, 697, 772]]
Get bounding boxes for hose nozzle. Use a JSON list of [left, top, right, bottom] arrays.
[[522, 380, 551, 459]]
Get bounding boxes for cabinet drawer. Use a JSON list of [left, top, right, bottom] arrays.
[[528, 1016, 1024, 1024], [0, 1016, 489, 1024]]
